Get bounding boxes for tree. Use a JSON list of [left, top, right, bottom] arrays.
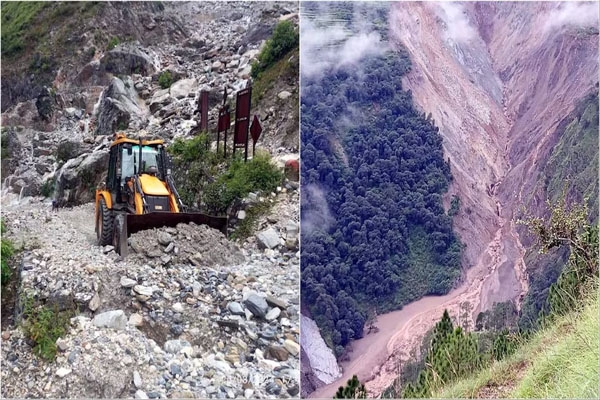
[[335, 375, 367, 399]]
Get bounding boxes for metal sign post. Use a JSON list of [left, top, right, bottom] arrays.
[[218, 106, 230, 157]]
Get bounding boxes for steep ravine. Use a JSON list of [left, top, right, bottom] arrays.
[[309, 2, 597, 397]]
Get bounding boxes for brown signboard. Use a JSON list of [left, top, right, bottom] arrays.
[[250, 115, 262, 143], [234, 87, 252, 149], [218, 107, 230, 133]]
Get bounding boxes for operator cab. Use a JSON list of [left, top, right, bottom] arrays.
[[106, 139, 170, 210]]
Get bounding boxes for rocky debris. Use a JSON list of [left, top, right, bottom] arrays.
[[35, 87, 55, 122], [1, 2, 299, 398], [128, 223, 244, 268], [244, 294, 269, 318], [1, 201, 300, 399]]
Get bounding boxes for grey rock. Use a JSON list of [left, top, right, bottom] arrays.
[[277, 90, 292, 100], [170, 78, 198, 99], [164, 339, 191, 354], [265, 307, 281, 321], [88, 293, 101, 311], [92, 310, 127, 330], [133, 370, 142, 388], [256, 228, 280, 249], [120, 276, 137, 288], [227, 301, 245, 316], [133, 285, 153, 296], [157, 231, 173, 246], [135, 390, 149, 399], [170, 363, 183, 377], [265, 381, 282, 395], [243, 294, 268, 318]]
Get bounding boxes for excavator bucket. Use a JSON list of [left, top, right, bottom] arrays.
[[114, 212, 228, 257]]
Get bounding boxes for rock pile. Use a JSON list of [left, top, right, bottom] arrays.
[[128, 223, 245, 268]]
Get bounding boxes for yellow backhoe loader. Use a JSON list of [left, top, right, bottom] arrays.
[[95, 133, 227, 256]]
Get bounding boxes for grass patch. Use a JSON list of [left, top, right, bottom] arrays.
[[252, 47, 298, 104], [231, 201, 274, 240], [434, 293, 599, 399], [1, 2, 101, 59], [251, 20, 298, 79], [22, 297, 76, 361], [1, 220, 15, 286]]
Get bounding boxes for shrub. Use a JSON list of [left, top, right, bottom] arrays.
[[204, 153, 282, 214], [158, 70, 173, 89], [40, 177, 55, 198], [22, 297, 75, 361], [1, 220, 14, 286], [107, 36, 120, 50], [251, 20, 298, 78]]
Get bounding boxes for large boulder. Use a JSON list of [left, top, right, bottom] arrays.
[[54, 150, 109, 205], [100, 44, 157, 76], [169, 78, 198, 100], [148, 88, 172, 114], [95, 77, 148, 136]]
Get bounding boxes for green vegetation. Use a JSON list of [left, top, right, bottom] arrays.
[[251, 20, 299, 79], [519, 92, 599, 330], [204, 152, 283, 214], [158, 70, 174, 89], [1, 1, 48, 57], [448, 195, 460, 217], [335, 375, 367, 399], [22, 297, 76, 361], [107, 36, 120, 50], [55, 141, 80, 164], [169, 135, 282, 220], [231, 201, 274, 241], [302, 48, 460, 355], [1, 2, 101, 58], [541, 92, 599, 214], [40, 177, 56, 198], [252, 47, 298, 104], [1, 220, 15, 286], [1, 130, 10, 160], [401, 311, 484, 398], [434, 294, 598, 399]]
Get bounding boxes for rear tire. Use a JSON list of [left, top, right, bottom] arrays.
[[97, 197, 114, 246]]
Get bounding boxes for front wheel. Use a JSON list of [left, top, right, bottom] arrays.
[[97, 197, 114, 246]]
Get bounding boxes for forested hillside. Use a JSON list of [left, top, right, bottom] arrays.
[[301, 50, 462, 355]]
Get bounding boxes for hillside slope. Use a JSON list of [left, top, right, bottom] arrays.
[[435, 291, 598, 399]]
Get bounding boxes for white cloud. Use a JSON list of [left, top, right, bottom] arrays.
[[544, 2, 599, 32], [301, 6, 387, 79]]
